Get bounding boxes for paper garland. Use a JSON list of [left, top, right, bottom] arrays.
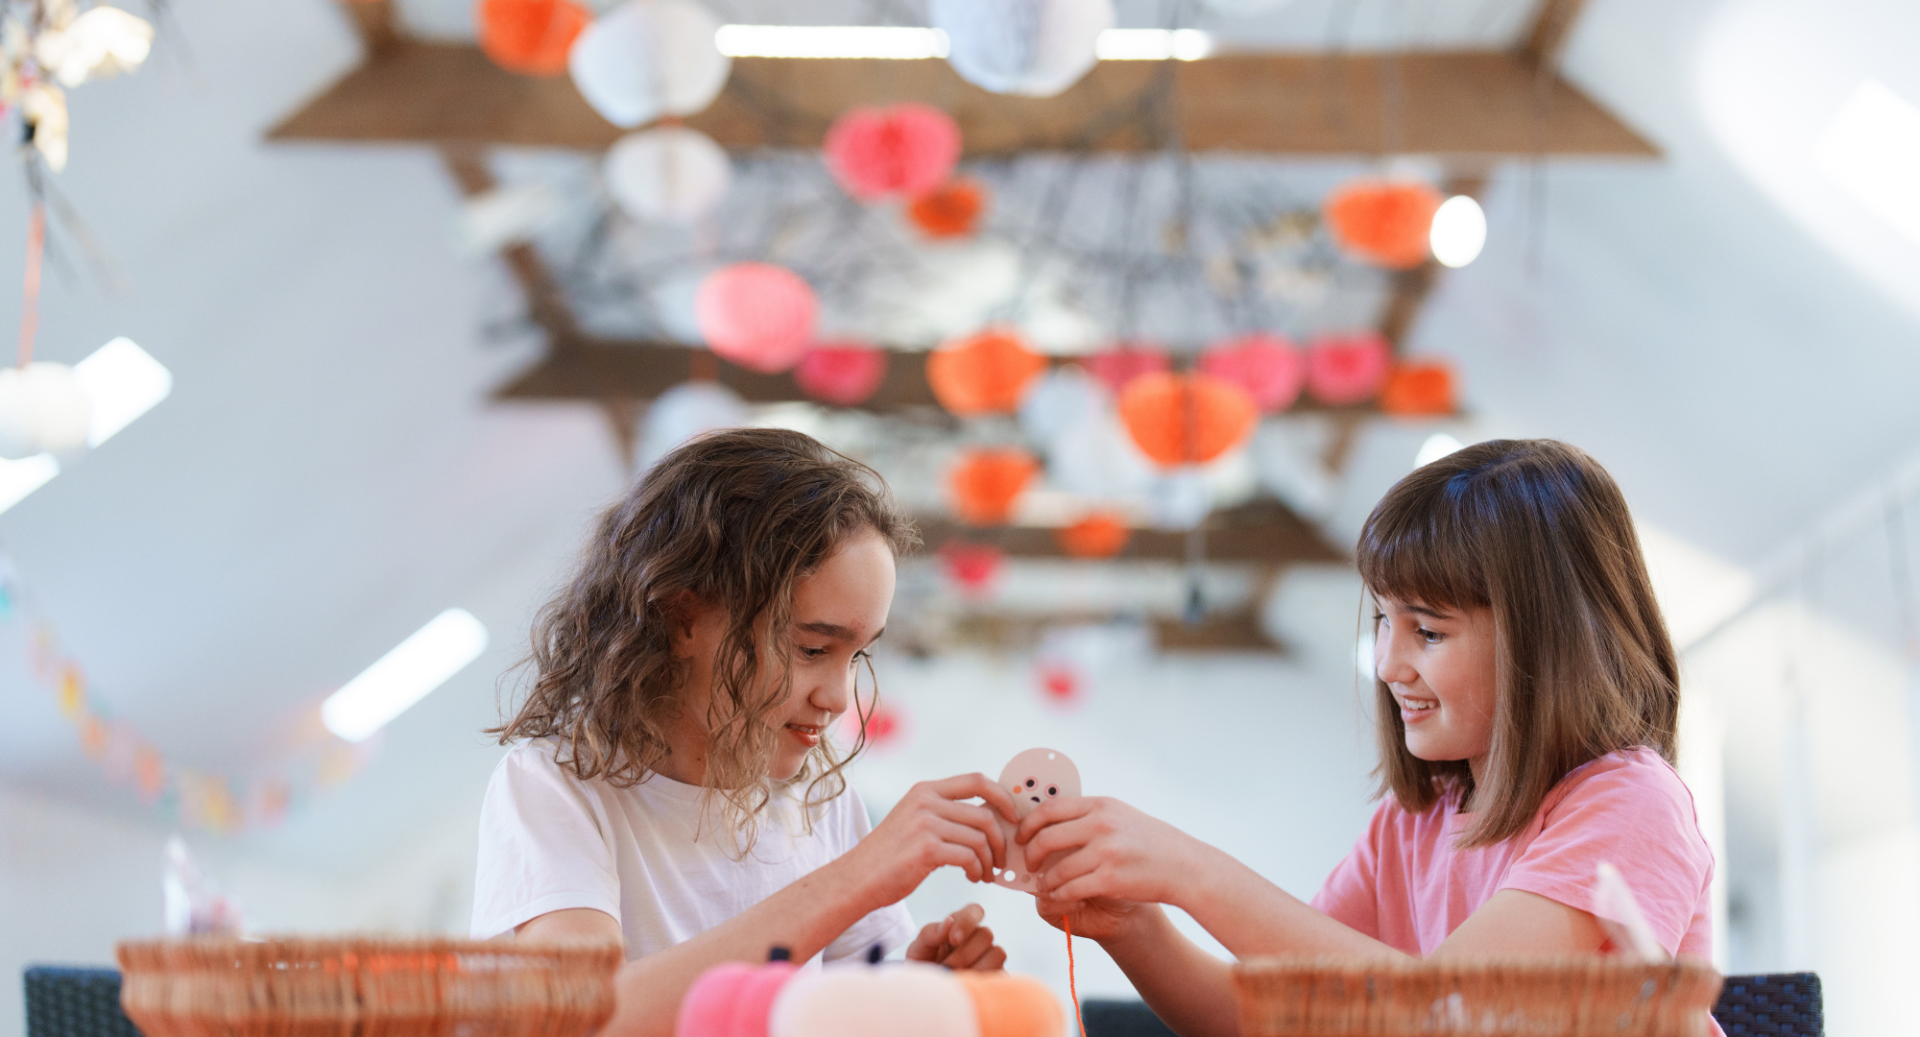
[[1, 551, 371, 833]]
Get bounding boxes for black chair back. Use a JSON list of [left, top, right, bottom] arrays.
[[22, 967, 144, 1037], [1711, 972, 1823, 1037], [1082, 998, 1179, 1037]]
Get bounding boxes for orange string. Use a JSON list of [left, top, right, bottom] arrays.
[[1064, 915, 1086, 1037], [18, 203, 44, 368]]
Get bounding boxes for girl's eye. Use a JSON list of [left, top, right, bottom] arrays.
[[851, 649, 873, 666], [1419, 627, 1443, 644], [799, 646, 829, 660]]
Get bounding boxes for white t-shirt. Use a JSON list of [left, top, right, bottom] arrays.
[[471, 739, 914, 965]]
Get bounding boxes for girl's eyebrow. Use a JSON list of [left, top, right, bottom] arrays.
[[796, 620, 885, 647]]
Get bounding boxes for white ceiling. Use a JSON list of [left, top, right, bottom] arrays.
[[0, 0, 1917, 901]]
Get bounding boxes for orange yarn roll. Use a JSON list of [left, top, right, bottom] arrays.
[[954, 971, 1063, 1037]]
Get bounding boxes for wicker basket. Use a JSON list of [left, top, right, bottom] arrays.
[[116, 937, 622, 1037], [1232, 957, 1724, 1037]]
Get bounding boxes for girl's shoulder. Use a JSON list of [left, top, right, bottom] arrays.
[[1547, 747, 1694, 813]]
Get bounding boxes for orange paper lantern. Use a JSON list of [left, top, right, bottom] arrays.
[[1056, 512, 1131, 559], [477, 0, 590, 76], [1324, 179, 1443, 270], [926, 329, 1049, 416], [948, 448, 1040, 525], [1118, 372, 1258, 468], [1379, 360, 1458, 416], [908, 178, 988, 239]]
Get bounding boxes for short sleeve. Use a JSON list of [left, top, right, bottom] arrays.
[[471, 745, 624, 940], [1498, 755, 1713, 956], [821, 787, 915, 962], [1311, 801, 1386, 939]]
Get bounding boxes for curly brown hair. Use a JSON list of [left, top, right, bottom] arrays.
[[1357, 439, 1679, 848], [492, 427, 917, 852]]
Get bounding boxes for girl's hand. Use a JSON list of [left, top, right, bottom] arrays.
[[904, 903, 1007, 971], [1033, 890, 1153, 946], [1018, 796, 1197, 908], [844, 774, 1021, 906]]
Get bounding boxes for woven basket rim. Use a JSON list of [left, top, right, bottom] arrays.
[[1235, 955, 1721, 978]]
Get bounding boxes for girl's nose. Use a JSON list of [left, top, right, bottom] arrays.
[[810, 666, 853, 715], [1374, 632, 1416, 685]]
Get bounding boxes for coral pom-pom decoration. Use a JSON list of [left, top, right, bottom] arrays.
[[908, 178, 989, 239], [940, 542, 1005, 595], [1200, 333, 1304, 413], [794, 343, 888, 406], [949, 448, 1041, 525], [1305, 331, 1392, 405], [1085, 343, 1170, 395], [1118, 372, 1258, 468], [955, 971, 1067, 1037], [824, 103, 963, 201], [1379, 360, 1458, 416], [477, 0, 590, 76], [1056, 513, 1131, 559], [694, 263, 818, 374], [926, 329, 1049, 416], [676, 959, 797, 1037], [1324, 179, 1444, 269]]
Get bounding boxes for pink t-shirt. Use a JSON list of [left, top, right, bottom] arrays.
[[1311, 748, 1715, 960]]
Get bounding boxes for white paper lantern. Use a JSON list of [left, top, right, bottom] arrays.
[[1017, 366, 1105, 444], [929, 0, 1114, 98], [604, 126, 731, 223], [0, 361, 92, 460], [638, 380, 747, 470], [568, 0, 730, 129], [1047, 410, 1155, 502]]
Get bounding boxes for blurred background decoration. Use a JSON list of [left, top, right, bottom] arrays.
[[8, 0, 1920, 1035]]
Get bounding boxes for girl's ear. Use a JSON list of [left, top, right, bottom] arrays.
[[666, 591, 705, 658]]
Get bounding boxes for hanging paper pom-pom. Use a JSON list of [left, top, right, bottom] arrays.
[[1200, 333, 1304, 413], [477, 0, 590, 75], [928, 0, 1114, 98], [908, 178, 988, 239], [926, 329, 1048, 416], [1056, 512, 1131, 558], [568, 0, 730, 129], [694, 263, 817, 374], [638, 380, 748, 470], [1034, 659, 1084, 708], [949, 448, 1040, 525], [1379, 360, 1458, 416], [1118, 372, 1257, 468], [603, 126, 731, 224], [793, 343, 888, 406], [1305, 331, 1391, 405], [0, 362, 92, 460], [940, 542, 1005, 596], [1086, 343, 1170, 395], [848, 699, 908, 751], [1324, 179, 1444, 269], [823, 104, 962, 201]]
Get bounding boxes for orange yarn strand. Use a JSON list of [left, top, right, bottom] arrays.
[[1064, 916, 1086, 1037]]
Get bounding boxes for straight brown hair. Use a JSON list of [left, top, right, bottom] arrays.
[[1356, 439, 1679, 847], [492, 427, 917, 851]]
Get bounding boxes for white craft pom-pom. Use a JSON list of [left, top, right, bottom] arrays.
[[604, 126, 732, 223], [768, 962, 978, 1037], [0, 361, 93, 460], [568, 0, 730, 129], [929, 0, 1114, 98]]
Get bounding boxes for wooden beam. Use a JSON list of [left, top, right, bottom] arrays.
[[1518, 0, 1594, 72], [936, 610, 1279, 654], [912, 502, 1344, 566], [270, 44, 1656, 158], [341, 0, 398, 55]]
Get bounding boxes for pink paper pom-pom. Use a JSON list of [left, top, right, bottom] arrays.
[[824, 103, 963, 201], [794, 343, 889, 406], [694, 263, 818, 374], [1306, 331, 1392, 405], [1201, 333, 1304, 413]]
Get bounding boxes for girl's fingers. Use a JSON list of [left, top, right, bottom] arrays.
[[929, 817, 995, 879], [1036, 844, 1107, 896], [1021, 813, 1103, 867], [923, 773, 1022, 822], [942, 925, 997, 969], [970, 946, 1008, 972], [1046, 873, 1110, 905], [904, 922, 945, 961], [944, 903, 987, 945], [1015, 796, 1096, 844], [931, 842, 987, 882], [931, 799, 1007, 869]]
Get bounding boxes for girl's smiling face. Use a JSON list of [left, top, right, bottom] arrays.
[[1372, 594, 1499, 782]]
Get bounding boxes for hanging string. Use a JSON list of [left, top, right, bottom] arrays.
[[1063, 915, 1086, 1037], [18, 202, 44, 368]]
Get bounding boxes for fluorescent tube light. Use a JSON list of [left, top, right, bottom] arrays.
[[0, 454, 59, 513], [1816, 80, 1920, 245], [712, 25, 1213, 62], [321, 609, 489, 742], [715, 25, 950, 59], [1096, 29, 1212, 61], [72, 337, 171, 447]]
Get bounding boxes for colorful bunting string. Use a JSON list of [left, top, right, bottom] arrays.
[[1, 550, 372, 833]]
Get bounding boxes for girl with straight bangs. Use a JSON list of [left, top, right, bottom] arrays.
[[471, 428, 1023, 1037], [1013, 439, 1716, 1037]]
